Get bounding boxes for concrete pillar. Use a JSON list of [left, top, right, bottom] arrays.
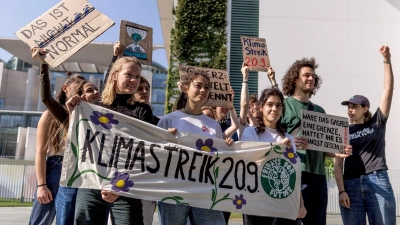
[[15, 127, 27, 159], [23, 68, 39, 111], [24, 127, 37, 160]]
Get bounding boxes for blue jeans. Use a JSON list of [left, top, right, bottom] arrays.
[[55, 186, 77, 225], [340, 170, 396, 225], [29, 156, 62, 225], [158, 202, 225, 225]]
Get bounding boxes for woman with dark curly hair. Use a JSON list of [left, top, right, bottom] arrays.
[[241, 88, 306, 225], [269, 58, 351, 225]]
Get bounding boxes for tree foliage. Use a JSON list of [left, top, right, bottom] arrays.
[[164, 0, 227, 113]]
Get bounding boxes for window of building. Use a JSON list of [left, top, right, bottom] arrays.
[[0, 99, 4, 110], [152, 104, 165, 117], [27, 115, 41, 128], [151, 89, 166, 104], [152, 74, 167, 88], [0, 115, 23, 127]]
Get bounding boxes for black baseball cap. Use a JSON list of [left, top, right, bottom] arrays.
[[341, 95, 370, 108]]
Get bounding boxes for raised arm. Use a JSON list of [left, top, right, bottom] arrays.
[[379, 46, 394, 117], [223, 108, 239, 139], [224, 87, 239, 138], [239, 63, 249, 126], [103, 41, 124, 86], [31, 47, 68, 123], [268, 66, 279, 88]]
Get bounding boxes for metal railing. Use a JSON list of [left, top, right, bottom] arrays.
[[0, 156, 35, 203]]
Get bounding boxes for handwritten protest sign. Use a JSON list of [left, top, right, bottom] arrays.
[[240, 36, 270, 72], [15, 0, 114, 68], [301, 110, 349, 153], [178, 65, 233, 108], [119, 20, 153, 66], [60, 102, 301, 220]]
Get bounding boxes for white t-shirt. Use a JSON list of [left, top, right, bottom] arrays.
[[157, 110, 223, 139], [241, 126, 296, 150], [237, 120, 256, 141]]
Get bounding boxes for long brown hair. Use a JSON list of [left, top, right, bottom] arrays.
[[281, 57, 322, 98], [255, 88, 286, 138], [174, 71, 211, 111], [362, 104, 372, 123], [47, 74, 85, 153], [102, 56, 142, 105]]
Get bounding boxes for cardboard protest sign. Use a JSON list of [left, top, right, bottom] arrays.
[[60, 102, 301, 220], [15, 0, 114, 68], [240, 36, 270, 72], [178, 66, 233, 108], [119, 20, 153, 66], [301, 110, 349, 153]]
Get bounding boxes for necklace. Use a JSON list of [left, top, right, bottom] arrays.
[[183, 107, 202, 116]]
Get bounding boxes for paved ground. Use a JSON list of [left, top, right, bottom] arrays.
[[1, 207, 400, 224]]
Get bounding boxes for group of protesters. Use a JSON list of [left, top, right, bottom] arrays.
[[28, 42, 394, 225]]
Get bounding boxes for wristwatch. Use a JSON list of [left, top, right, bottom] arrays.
[[384, 60, 391, 64], [273, 83, 278, 88]]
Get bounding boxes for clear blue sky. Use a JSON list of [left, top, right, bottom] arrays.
[[0, 0, 168, 68]]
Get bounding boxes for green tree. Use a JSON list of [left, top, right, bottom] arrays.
[[164, 0, 227, 113]]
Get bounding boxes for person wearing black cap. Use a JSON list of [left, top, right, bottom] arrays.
[[334, 46, 395, 225]]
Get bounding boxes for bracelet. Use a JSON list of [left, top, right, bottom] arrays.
[[37, 184, 47, 187], [384, 60, 391, 64], [273, 83, 278, 87], [338, 191, 346, 195], [242, 81, 248, 83]]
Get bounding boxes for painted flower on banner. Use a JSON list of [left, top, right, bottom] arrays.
[[232, 194, 247, 209], [90, 111, 119, 130], [283, 147, 298, 164], [196, 139, 217, 154], [110, 172, 134, 192]]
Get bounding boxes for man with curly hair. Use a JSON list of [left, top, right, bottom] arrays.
[[269, 58, 350, 225]]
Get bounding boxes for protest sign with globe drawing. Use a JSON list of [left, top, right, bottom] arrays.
[[119, 20, 153, 66]]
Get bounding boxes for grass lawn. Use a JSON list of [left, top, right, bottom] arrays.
[[0, 198, 33, 207], [0, 201, 33, 207], [230, 212, 243, 220]]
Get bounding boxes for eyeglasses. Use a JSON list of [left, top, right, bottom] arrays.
[[137, 86, 150, 92]]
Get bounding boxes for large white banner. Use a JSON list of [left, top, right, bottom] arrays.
[[60, 102, 301, 220]]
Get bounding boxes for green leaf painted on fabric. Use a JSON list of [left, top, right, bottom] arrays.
[[211, 189, 216, 201], [173, 196, 183, 201], [71, 142, 77, 158]]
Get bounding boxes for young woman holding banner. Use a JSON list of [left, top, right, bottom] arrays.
[[241, 87, 307, 225], [29, 47, 88, 225], [334, 46, 395, 225], [157, 70, 233, 225], [73, 56, 153, 225]]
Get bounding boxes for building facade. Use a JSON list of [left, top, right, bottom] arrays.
[[0, 52, 167, 158]]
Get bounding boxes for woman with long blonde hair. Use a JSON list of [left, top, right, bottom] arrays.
[[74, 56, 154, 225]]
